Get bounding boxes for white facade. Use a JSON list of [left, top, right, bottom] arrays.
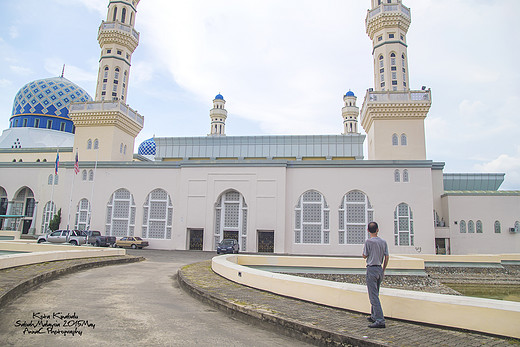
[[0, 0, 518, 256]]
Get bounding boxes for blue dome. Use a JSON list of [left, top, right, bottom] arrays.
[[215, 93, 224, 100], [10, 77, 92, 134], [138, 137, 156, 156], [345, 91, 355, 97]]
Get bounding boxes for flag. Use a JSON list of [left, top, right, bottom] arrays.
[[55, 151, 59, 175], [74, 152, 79, 174]]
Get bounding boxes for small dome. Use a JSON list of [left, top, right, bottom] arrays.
[[345, 91, 355, 97], [215, 94, 224, 100], [10, 76, 92, 134], [138, 137, 156, 156]]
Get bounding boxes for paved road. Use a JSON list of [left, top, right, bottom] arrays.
[[0, 250, 312, 347]]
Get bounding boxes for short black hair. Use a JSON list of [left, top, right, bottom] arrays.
[[368, 221, 378, 234]]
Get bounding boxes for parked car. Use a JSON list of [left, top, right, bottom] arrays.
[[216, 239, 239, 254], [84, 230, 116, 247], [115, 236, 149, 249], [37, 230, 87, 246]]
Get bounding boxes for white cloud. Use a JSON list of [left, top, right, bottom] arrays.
[[0, 79, 12, 88], [43, 59, 96, 82], [9, 65, 32, 76], [475, 147, 520, 189]]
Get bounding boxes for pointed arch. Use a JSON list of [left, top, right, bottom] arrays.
[[394, 203, 414, 246], [294, 190, 329, 244], [112, 7, 118, 22], [40, 201, 56, 233], [392, 133, 398, 146], [214, 189, 248, 250], [401, 133, 407, 146], [403, 169, 409, 182], [121, 7, 127, 23], [460, 220, 467, 233], [75, 198, 91, 231], [105, 188, 136, 237], [87, 139, 92, 150], [142, 189, 173, 239], [339, 190, 373, 245], [394, 169, 400, 182]]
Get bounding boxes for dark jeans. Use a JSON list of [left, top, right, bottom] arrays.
[[366, 265, 385, 324]]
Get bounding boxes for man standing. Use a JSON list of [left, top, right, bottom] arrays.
[[362, 221, 389, 328]]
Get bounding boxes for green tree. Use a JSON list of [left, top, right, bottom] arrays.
[[49, 208, 61, 232]]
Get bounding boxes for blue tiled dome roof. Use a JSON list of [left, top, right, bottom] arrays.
[[215, 93, 224, 100], [10, 77, 92, 134], [138, 137, 156, 156], [345, 91, 355, 97]]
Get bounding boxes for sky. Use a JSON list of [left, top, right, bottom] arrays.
[[0, 0, 519, 189]]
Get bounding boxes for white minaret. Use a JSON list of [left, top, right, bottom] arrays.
[[95, 0, 140, 102], [342, 91, 359, 134], [209, 94, 227, 136], [360, 0, 431, 160], [367, 0, 410, 92], [70, 0, 143, 162]]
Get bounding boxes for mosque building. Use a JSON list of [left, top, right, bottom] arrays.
[[0, 0, 518, 255]]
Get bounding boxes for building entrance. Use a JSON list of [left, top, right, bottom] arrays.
[[258, 230, 274, 253], [223, 230, 239, 241], [189, 229, 203, 250]]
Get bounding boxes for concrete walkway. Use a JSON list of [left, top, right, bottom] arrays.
[[0, 252, 518, 346], [179, 260, 518, 347]]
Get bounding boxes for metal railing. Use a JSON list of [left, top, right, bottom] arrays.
[[368, 3, 410, 19], [99, 21, 139, 40], [70, 101, 144, 126]]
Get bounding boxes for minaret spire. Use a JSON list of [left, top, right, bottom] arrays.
[[360, 0, 431, 160], [209, 93, 228, 136], [94, 0, 140, 102]]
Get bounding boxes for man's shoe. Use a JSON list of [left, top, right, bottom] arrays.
[[366, 317, 375, 323], [368, 322, 386, 328]]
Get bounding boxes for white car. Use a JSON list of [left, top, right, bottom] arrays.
[[37, 230, 87, 246]]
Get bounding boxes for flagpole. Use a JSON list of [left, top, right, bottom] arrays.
[[66, 149, 78, 230], [87, 147, 99, 231], [49, 148, 59, 231]]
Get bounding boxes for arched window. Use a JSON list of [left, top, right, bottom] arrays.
[[104, 66, 109, 78], [476, 220, 483, 233], [394, 203, 414, 246], [294, 190, 329, 244], [403, 169, 409, 182], [124, 145, 127, 155], [142, 189, 173, 239], [115, 67, 120, 80], [48, 174, 53, 185], [468, 220, 475, 233], [88, 170, 94, 181], [54, 174, 59, 185], [402, 53, 406, 67], [87, 139, 92, 150], [121, 8, 126, 23], [120, 143, 123, 153], [40, 201, 56, 233], [215, 190, 248, 251], [106, 188, 136, 237], [390, 52, 396, 66], [379, 54, 384, 68], [494, 221, 501, 233], [82, 170, 87, 181], [401, 133, 407, 146], [94, 139, 99, 149], [112, 7, 117, 21], [75, 199, 91, 231], [130, 12, 133, 26], [392, 133, 398, 146], [460, 220, 467, 233], [339, 190, 373, 244], [515, 221, 520, 233], [394, 170, 400, 182]]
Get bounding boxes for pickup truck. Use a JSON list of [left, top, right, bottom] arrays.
[[84, 230, 116, 247], [37, 230, 87, 246]]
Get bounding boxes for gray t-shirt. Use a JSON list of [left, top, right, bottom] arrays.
[[363, 236, 389, 266]]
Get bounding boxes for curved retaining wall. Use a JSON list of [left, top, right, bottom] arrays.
[[212, 254, 520, 339]]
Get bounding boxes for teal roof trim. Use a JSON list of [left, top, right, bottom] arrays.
[[443, 173, 505, 191]]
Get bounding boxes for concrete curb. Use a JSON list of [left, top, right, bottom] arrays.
[[178, 265, 383, 347], [0, 256, 144, 310]]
